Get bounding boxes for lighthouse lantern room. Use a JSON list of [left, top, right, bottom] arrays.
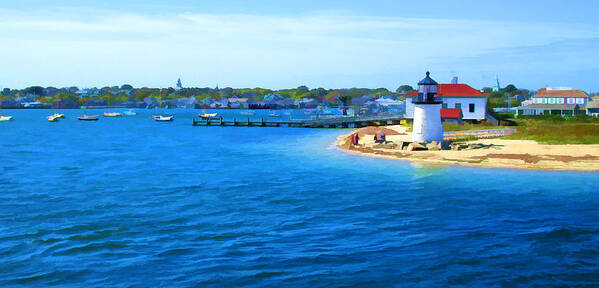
[[412, 72, 443, 143]]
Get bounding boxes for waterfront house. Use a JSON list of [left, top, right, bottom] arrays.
[[587, 98, 599, 117], [441, 108, 463, 124], [294, 98, 317, 109], [76, 88, 100, 98], [23, 101, 51, 108], [406, 83, 487, 121], [1, 100, 22, 108], [228, 96, 248, 109], [516, 87, 588, 116]]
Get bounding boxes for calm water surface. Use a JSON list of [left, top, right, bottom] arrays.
[[1, 109, 598, 287]]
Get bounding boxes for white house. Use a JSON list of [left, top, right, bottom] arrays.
[[516, 87, 589, 116], [406, 83, 487, 120]]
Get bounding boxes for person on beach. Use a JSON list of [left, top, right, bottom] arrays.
[[354, 133, 360, 146]]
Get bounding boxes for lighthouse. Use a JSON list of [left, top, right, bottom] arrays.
[[412, 71, 443, 143]]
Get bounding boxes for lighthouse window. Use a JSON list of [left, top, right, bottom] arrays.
[[469, 103, 475, 113], [442, 103, 448, 108], [455, 103, 461, 109]]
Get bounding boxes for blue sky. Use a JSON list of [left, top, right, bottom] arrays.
[[1, 0, 598, 91]]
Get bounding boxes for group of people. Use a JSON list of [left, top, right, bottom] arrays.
[[374, 131, 386, 144], [349, 129, 387, 146]]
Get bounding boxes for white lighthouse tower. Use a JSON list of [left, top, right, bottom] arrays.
[[412, 71, 443, 143]]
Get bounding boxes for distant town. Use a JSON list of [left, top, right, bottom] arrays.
[[1, 77, 598, 120]]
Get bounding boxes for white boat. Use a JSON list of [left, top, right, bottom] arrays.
[[0, 100, 12, 121], [268, 112, 281, 117], [123, 109, 136, 116], [152, 91, 173, 122], [153, 115, 173, 122]]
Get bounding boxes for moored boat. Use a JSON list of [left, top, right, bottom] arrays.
[[153, 115, 174, 122], [104, 112, 121, 117], [47, 115, 60, 122], [78, 115, 99, 121], [199, 113, 218, 118], [122, 109, 136, 116], [0, 116, 13, 121]]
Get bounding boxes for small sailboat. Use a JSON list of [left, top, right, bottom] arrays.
[[122, 109, 136, 116], [78, 115, 99, 121], [104, 112, 121, 117], [49, 98, 65, 119], [0, 99, 12, 121], [47, 115, 60, 122], [268, 111, 281, 117], [153, 91, 173, 122]]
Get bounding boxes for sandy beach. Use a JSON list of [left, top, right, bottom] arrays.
[[337, 126, 599, 171]]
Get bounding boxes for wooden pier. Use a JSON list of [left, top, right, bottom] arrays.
[[192, 115, 406, 129]]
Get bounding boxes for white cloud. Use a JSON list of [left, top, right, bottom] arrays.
[[0, 8, 598, 89]]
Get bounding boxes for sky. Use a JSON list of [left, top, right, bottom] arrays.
[[1, 0, 599, 91]]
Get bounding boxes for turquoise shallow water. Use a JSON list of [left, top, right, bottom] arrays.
[[1, 109, 599, 287]]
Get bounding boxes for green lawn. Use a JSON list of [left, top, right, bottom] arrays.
[[442, 116, 599, 144], [504, 119, 599, 144]]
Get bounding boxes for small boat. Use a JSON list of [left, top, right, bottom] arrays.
[[122, 109, 136, 116], [78, 115, 99, 121], [198, 113, 218, 118], [268, 112, 281, 117], [47, 115, 60, 122], [153, 115, 174, 122], [51, 113, 65, 119], [239, 110, 255, 116], [0, 101, 12, 121], [104, 112, 121, 117]]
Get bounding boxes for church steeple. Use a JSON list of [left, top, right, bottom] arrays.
[[176, 78, 183, 90]]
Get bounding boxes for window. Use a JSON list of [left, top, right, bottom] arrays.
[[567, 98, 575, 104], [541, 98, 548, 104], [557, 98, 565, 104], [442, 103, 448, 109], [469, 103, 475, 113], [576, 98, 585, 104], [548, 98, 556, 104], [455, 103, 461, 109]]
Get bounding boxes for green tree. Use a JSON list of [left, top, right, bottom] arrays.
[[297, 85, 309, 92], [501, 84, 517, 94], [396, 85, 414, 93], [121, 84, 133, 90], [24, 86, 44, 95]]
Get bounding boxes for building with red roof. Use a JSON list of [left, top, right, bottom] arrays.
[[406, 82, 487, 121], [440, 108, 463, 124]]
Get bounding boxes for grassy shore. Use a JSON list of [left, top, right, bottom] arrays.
[[444, 116, 599, 145]]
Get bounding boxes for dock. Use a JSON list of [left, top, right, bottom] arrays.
[[192, 115, 406, 129]]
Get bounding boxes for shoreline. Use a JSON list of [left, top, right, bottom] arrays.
[[335, 127, 599, 172]]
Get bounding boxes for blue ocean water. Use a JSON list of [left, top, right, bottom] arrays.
[[1, 109, 599, 287]]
